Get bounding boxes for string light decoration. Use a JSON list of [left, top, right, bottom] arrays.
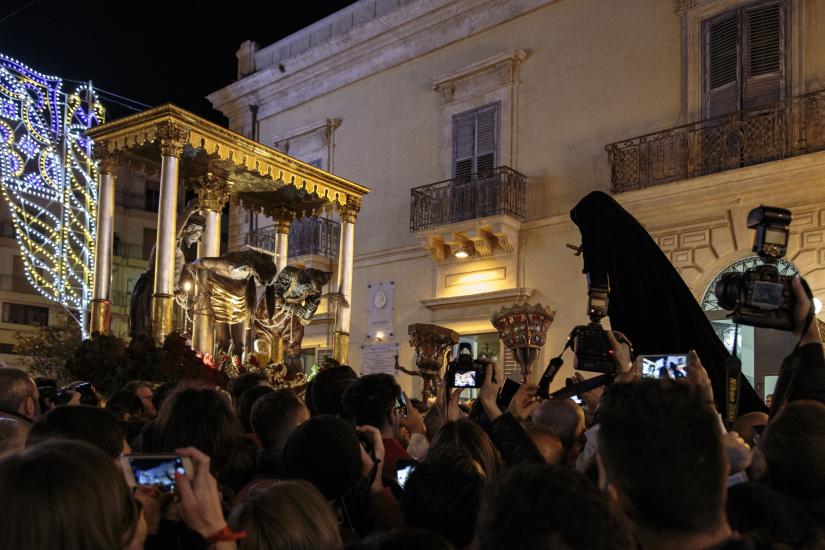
[[0, 54, 104, 337]]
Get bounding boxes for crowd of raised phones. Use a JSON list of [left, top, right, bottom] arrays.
[[0, 277, 824, 550]]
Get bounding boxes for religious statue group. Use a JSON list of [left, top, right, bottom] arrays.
[[129, 199, 332, 380]]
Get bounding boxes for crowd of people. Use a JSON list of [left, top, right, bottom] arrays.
[[0, 275, 824, 549]]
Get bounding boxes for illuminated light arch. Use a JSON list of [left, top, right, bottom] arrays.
[[0, 54, 104, 336]]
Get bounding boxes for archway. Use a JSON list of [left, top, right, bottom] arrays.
[[700, 256, 799, 403]]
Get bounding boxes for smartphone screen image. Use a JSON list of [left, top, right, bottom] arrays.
[[396, 460, 416, 489], [452, 371, 478, 388], [120, 455, 192, 492], [640, 355, 689, 379]]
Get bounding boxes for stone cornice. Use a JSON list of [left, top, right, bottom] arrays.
[[208, 0, 556, 121], [432, 50, 528, 103]]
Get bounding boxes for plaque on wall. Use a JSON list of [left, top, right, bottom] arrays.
[[360, 342, 400, 377], [367, 281, 395, 340]]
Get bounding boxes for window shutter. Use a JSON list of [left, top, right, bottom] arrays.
[[475, 103, 498, 177], [704, 13, 740, 118], [453, 111, 475, 181], [743, 2, 784, 109]]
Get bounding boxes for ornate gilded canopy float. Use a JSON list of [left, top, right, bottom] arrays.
[[85, 104, 369, 363]]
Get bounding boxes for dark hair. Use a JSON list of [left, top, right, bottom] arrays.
[[280, 415, 363, 500], [310, 365, 358, 416], [0, 439, 140, 550], [341, 373, 399, 429], [598, 380, 725, 533], [105, 391, 144, 420], [27, 405, 125, 459], [0, 367, 36, 413], [348, 530, 454, 550], [229, 373, 270, 404], [400, 458, 483, 548], [250, 389, 306, 449], [123, 380, 153, 394], [237, 386, 274, 433], [476, 463, 634, 550], [427, 420, 503, 481], [153, 387, 249, 481], [229, 480, 342, 550], [761, 400, 825, 499], [151, 380, 177, 413]]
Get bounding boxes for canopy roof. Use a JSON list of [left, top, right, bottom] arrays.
[[86, 104, 368, 218]]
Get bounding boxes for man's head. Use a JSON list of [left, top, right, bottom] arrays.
[[27, 405, 127, 459], [530, 398, 585, 449], [476, 463, 633, 550], [598, 380, 726, 536], [759, 400, 825, 500], [0, 367, 38, 419], [250, 389, 309, 450], [0, 417, 29, 459], [228, 372, 271, 406], [526, 425, 565, 466], [309, 365, 358, 416], [341, 373, 401, 433], [124, 380, 157, 417], [238, 386, 275, 433], [400, 458, 484, 548]]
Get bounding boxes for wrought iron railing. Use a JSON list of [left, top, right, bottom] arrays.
[[410, 166, 527, 232], [606, 89, 825, 193], [247, 217, 341, 259]]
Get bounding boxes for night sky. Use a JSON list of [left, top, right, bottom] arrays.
[[1, 0, 357, 123]]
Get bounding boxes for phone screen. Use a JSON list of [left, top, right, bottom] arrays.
[[640, 355, 689, 379], [126, 456, 187, 492], [396, 462, 416, 488], [452, 370, 479, 388]]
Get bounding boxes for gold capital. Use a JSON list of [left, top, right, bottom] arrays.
[[94, 148, 120, 175], [273, 207, 294, 234], [156, 121, 190, 158], [338, 196, 361, 224], [190, 173, 231, 212]]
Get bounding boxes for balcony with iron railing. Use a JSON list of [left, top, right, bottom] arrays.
[[410, 166, 527, 232], [606, 89, 825, 193], [247, 216, 341, 259]]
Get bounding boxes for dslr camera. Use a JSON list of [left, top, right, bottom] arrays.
[[714, 206, 800, 330], [571, 272, 619, 374], [445, 342, 486, 389]]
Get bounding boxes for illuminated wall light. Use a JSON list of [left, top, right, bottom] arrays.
[[815, 297, 822, 315]]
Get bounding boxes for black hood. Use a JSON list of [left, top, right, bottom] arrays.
[[571, 191, 766, 414]]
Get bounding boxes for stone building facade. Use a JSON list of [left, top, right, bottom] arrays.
[[209, 0, 825, 398]]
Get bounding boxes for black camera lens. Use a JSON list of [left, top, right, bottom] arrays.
[[714, 272, 744, 311]]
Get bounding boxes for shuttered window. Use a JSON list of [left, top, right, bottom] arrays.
[[703, 1, 785, 118], [452, 103, 499, 180]]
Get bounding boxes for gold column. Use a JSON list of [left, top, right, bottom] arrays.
[[274, 208, 292, 274], [151, 122, 189, 344], [191, 173, 230, 354], [333, 197, 360, 364], [90, 149, 120, 335]]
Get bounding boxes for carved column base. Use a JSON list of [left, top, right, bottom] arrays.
[[151, 293, 175, 345], [89, 299, 111, 335], [332, 330, 350, 365]]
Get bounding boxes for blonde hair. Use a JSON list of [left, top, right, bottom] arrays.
[[229, 480, 342, 550]]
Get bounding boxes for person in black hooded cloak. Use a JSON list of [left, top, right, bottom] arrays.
[[570, 191, 767, 414]]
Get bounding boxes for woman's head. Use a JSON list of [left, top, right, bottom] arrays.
[[427, 419, 503, 481], [0, 439, 143, 550], [229, 480, 342, 550], [153, 387, 248, 480]]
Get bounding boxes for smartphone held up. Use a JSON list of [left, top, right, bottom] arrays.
[[120, 454, 193, 493]]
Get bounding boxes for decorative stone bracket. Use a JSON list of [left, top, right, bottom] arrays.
[[418, 216, 520, 265]]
